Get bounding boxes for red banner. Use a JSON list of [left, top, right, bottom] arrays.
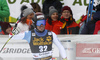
[[76, 43, 100, 57]]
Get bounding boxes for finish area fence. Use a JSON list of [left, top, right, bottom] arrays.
[[0, 35, 100, 60]]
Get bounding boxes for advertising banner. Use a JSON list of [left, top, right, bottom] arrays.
[[1, 35, 100, 60], [76, 43, 100, 60], [0, 40, 33, 60]]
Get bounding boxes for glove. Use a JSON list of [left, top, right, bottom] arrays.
[[12, 27, 20, 35]]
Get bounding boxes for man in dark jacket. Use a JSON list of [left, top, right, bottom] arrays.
[[53, 6, 79, 34], [42, 0, 62, 19], [81, 4, 100, 34]]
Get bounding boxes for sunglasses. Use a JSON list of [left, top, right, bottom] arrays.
[[36, 20, 46, 26]]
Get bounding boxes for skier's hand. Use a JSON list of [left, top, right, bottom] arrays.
[[12, 27, 20, 35]]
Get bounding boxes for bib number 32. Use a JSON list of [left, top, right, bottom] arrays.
[[39, 45, 48, 52]]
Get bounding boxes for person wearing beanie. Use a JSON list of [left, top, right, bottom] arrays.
[[17, 5, 28, 21], [17, 2, 33, 20], [45, 6, 60, 33], [0, 22, 12, 35], [43, 0, 62, 19], [16, 8, 35, 33], [11, 14, 67, 60], [16, 3, 36, 31], [53, 6, 79, 34], [61, 6, 73, 17]]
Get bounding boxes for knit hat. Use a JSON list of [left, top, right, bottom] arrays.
[[49, 6, 58, 17], [0, 22, 11, 33], [61, 6, 73, 15], [21, 5, 28, 12], [23, 8, 35, 17]]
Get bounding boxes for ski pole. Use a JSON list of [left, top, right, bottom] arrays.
[[0, 34, 14, 53]]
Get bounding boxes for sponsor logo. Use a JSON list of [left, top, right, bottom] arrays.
[[39, 52, 49, 56], [33, 55, 38, 57], [2, 48, 31, 53], [65, 48, 74, 51], [82, 48, 100, 53]]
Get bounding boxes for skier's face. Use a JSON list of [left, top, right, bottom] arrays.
[[62, 10, 71, 19], [37, 25, 45, 32], [36, 20, 46, 32]]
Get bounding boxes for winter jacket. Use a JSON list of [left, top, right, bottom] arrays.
[[45, 19, 59, 32], [0, 31, 5, 35], [42, 0, 62, 19], [0, 0, 10, 22], [78, 15, 87, 34], [16, 22, 29, 33], [93, 11, 100, 34], [78, 15, 87, 27], [94, 20, 100, 34], [81, 20, 96, 34], [53, 16, 79, 34]]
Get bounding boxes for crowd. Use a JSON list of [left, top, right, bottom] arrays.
[[0, 0, 100, 35]]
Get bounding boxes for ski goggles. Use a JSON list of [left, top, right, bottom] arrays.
[[36, 20, 46, 26]]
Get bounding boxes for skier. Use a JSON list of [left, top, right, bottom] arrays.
[[11, 14, 67, 60]]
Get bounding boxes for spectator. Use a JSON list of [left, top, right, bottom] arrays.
[[0, 22, 12, 35], [17, 5, 28, 21], [45, 6, 59, 32], [94, 20, 100, 34], [16, 8, 35, 33], [17, 3, 33, 20], [30, 2, 42, 22], [16, 3, 36, 29], [81, 4, 100, 34], [42, 0, 62, 19], [0, 0, 10, 22], [53, 6, 79, 34], [31, 2, 41, 13], [77, 6, 96, 34], [93, 4, 100, 34]]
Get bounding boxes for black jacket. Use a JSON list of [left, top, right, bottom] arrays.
[[42, 0, 62, 18]]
